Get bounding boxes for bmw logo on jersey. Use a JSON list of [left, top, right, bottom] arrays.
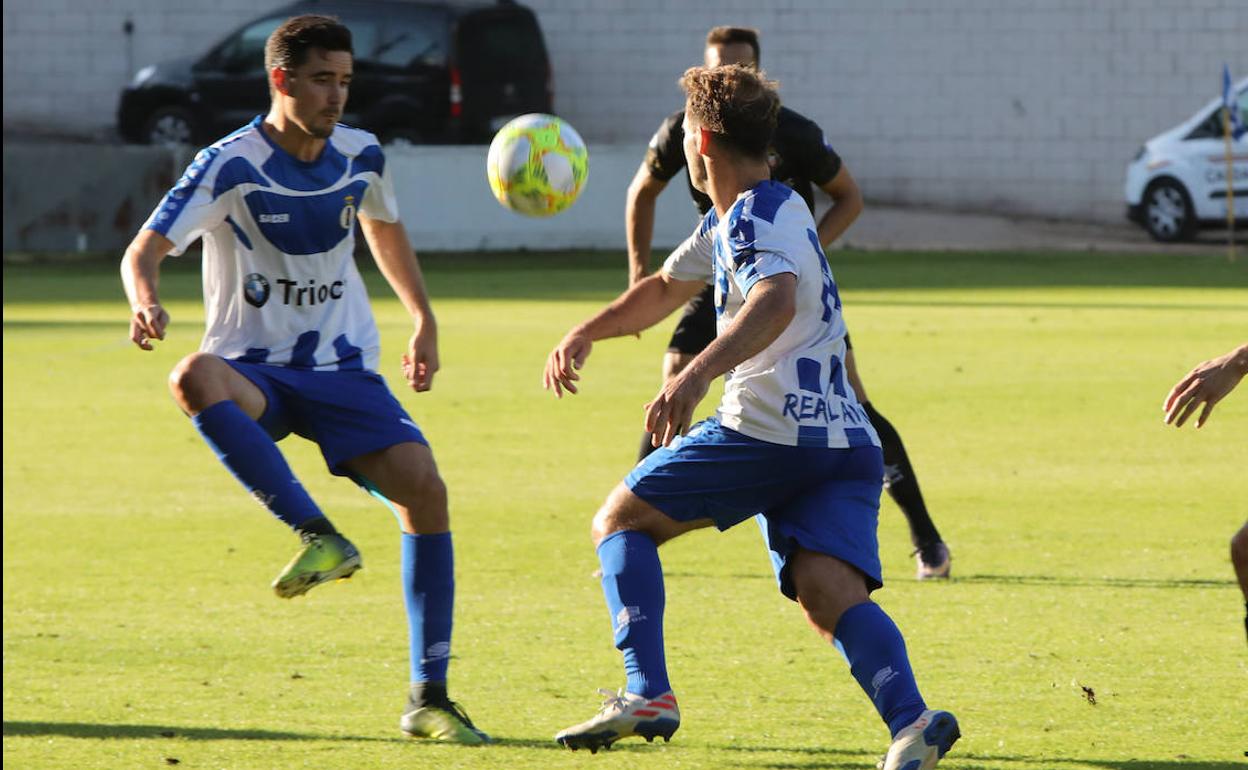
[[244, 272, 270, 307]]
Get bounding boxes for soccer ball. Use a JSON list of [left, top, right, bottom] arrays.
[[486, 114, 588, 217]]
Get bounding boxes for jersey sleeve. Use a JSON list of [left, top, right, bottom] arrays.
[[726, 214, 800, 296], [643, 111, 688, 182], [661, 209, 716, 283], [358, 144, 399, 223], [792, 119, 843, 187], [143, 147, 229, 256]]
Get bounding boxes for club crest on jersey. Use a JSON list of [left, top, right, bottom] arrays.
[[340, 194, 357, 230], [243, 273, 270, 307]]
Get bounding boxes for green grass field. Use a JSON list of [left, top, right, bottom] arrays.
[[4, 250, 1247, 770]]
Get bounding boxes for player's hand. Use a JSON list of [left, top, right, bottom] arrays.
[[644, 370, 709, 447], [544, 329, 593, 398], [129, 303, 169, 351], [402, 317, 439, 392], [1163, 348, 1248, 428]]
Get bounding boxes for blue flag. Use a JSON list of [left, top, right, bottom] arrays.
[[1223, 64, 1246, 140]]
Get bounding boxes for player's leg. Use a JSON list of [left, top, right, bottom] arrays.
[[556, 484, 708, 752], [845, 344, 950, 579], [638, 285, 715, 460], [168, 354, 346, 578], [789, 549, 959, 770], [1231, 521, 1248, 641]]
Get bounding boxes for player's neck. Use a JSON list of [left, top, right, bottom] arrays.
[[262, 108, 327, 163], [707, 159, 771, 217]]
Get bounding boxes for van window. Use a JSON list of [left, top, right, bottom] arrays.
[[211, 17, 282, 73], [1187, 90, 1248, 140], [459, 12, 546, 77], [348, 8, 447, 71]]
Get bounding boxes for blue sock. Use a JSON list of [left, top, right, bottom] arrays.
[[191, 400, 322, 531], [402, 532, 454, 684], [833, 602, 927, 737], [597, 530, 670, 698]]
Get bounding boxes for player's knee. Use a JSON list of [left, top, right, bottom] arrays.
[[1231, 526, 1248, 569], [168, 352, 226, 413], [591, 485, 641, 544], [791, 555, 870, 635]]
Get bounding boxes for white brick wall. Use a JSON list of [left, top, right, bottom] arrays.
[[3, 0, 1246, 222]]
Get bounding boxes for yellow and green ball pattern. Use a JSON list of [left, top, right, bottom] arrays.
[[486, 114, 589, 217]]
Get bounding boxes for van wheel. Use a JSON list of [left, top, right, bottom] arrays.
[[379, 128, 425, 148], [1143, 178, 1196, 242], [142, 106, 198, 146]]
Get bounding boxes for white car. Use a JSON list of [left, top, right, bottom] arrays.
[[1125, 77, 1247, 241]]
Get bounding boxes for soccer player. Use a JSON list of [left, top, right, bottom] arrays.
[[544, 63, 959, 769], [1163, 342, 1248, 640], [627, 27, 951, 579], [120, 15, 488, 744]]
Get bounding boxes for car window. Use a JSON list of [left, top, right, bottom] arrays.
[[1239, 89, 1248, 130], [352, 9, 447, 70], [212, 17, 283, 73], [1186, 90, 1248, 140], [459, 12, 546, 77]]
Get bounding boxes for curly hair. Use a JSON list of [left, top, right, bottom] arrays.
[[679, 64, 780, 159], [265, 15, 353, 72]]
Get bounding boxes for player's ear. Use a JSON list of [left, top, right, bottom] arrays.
[[697, 127, 712, 156], [271, 67, 290, 96]]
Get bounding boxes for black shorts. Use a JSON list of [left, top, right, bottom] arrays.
[[667, 284, 716, 355], [666, 284, 855, 354]]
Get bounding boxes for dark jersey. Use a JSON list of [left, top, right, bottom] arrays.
[[643, 106, 842, 216]]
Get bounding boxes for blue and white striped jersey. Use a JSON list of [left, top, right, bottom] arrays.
[[662, 180, 880, 450], [143, 116, 398, 372]]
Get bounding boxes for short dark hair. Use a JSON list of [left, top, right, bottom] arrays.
[[705, 26, 760, 65], [264, 15, 353, 71], [680, 64, 779, 159]]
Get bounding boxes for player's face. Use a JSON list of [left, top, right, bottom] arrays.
[[280, 48, 353, 139], [704, 42, 756, 69], [681, 111, 708, 192]]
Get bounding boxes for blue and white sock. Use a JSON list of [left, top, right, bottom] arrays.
[[402, 532, 455, 685], [597, 530, 670, 698], [833, 601, 927, 737], [191, 400, 322, 531]]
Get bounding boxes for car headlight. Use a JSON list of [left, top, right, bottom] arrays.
[[131, 65, 157, 87], [1132, 145, 1146, 162]]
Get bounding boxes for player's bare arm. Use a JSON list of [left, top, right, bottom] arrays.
[[1163, 342, 1248, 428], [121, 228, 175, 351], [544, 270, 704, 398], [625, 165, 670, 285], [645, 273, 797, 446], [359, 214, 439, 392], [815, 165, 864, 248]]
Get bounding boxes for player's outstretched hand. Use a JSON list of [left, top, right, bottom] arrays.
[[1163, 344, 1248, 428], [403, 319, 440, 392], [129, 303, 169, 351], [644, 370, 709, 447], [544, 329, 592, 398]]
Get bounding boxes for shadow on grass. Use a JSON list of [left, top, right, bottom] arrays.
[[719, 743, 1245, 770], [1, 721, 396, 742], [954, 573, 1234, 590], [1, 721, 568, 750]]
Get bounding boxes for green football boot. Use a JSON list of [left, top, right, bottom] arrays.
[[400, 701, 491, 745], [271, 533, 362, 599]]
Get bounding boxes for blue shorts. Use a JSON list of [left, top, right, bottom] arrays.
[[625, 417, 884, 599], [225, 360, 427, 477]]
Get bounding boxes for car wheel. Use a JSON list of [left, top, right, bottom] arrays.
[[142, 106, 198, 147], [1143, 178, 1196, 242], [379, 128, 425, 148]]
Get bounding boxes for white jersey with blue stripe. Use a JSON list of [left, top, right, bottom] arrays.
[[143, 116, 399, 372], [662, 180, 880, 450]]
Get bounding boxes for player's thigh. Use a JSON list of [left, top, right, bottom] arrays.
[[788, 547, 871, 627], [168, 352, 267, 418], [844, 345, 870, 403], [593, 482, 713, 546], [341, 441, 446, 512]]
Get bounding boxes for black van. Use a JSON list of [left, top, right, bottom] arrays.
[[118, 0, 552, 145]]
